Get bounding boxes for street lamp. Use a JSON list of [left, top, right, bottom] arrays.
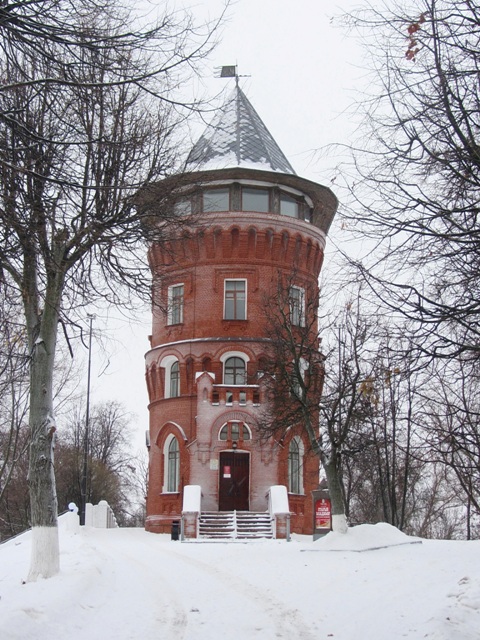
[[80, 314, 95, 526]]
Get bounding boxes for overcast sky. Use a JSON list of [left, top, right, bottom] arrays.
[[82, 0, 369, 454]]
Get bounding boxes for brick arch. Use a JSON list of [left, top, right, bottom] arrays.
[[155, 421, 188, 448], [146, 362, 158, 401], [185, 356, 194, 392], [183, 230, 200, 262], [204, 226, 219, 259], [147, 361, 174, 402], [201, 355, 213, 370], [257, 353, 271, 372], [314, 245, 325, 273], [264, 228, 274, 258], [214, 344, 256, 363], [211, 410, 253, 436], [247, 226, 257, 256], [305, 238, 316, 272], [156, 347, 183, 366], [292, 233, 305, 268]]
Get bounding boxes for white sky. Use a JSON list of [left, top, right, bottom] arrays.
[[76, 0, 368, 456], [2, 520, 480, 639]]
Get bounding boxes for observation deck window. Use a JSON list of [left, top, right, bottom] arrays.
[[203, 187, 230, 212], [280, 193, 300, 217], [242, 187, 269, 212], [174, 198, 192, 216]]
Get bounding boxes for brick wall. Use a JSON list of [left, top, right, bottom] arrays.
[[144, 172, 332, 535]]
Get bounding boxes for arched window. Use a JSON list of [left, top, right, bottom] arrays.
[[161, 355, 181, 399], [170, 361, 180, 398], [288, 436, 304, 494], [224, 356, 246, 385], [218, 421, 252, 441], [165, 436, 180, 493]]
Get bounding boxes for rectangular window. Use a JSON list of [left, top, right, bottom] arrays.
[[242, 187, 269, 212], [174, 198, 192, 216], [168, 284, 184, 325], [280, 193, 299, 218], [289, 286, 305, 326], [224, 280, 246, 320], [203, 187, 230, 212]]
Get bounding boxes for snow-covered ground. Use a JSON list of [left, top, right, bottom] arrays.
[[1, 518, 479, 640]]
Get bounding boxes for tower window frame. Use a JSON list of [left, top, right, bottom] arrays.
[[203, 187, 230, 212], [289, 285, 305, 327], [242, 187, 270, 212], [288, 436, 304, 495], [167, 283, 184, 325], [224, 279, 247, 320], [164, 435, 180, 493], [218, 421, 252, 441], [169, 361, 180, 398], [280, 192, 301, 218], [224, 356, 247, 385], [161, 355, 181, 399], [173, 197, 192, 217]]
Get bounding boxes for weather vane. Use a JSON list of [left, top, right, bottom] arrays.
[[215, 65, 250, 86]]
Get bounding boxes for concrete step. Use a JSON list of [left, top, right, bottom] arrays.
[[198, 511, 273, 540]]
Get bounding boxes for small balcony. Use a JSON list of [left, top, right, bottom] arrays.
[[211, 385, 260, 407]]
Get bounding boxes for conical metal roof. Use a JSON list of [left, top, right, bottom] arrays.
[[184, 86, 296, 175]]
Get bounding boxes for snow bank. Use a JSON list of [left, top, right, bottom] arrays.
[[315, 522, 422, 551]]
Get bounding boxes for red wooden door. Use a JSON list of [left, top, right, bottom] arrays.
[[219, 451, 250, 511]]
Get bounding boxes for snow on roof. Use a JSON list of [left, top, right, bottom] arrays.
[[185, 86, 296, 175]]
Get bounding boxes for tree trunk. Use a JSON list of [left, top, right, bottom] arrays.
[[322, 450, 348, 534], [26, 271, 63, 580]]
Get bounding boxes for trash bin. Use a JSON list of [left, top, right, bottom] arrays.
[[171, 520, 180, 541]]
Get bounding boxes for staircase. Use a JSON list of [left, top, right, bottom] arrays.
[[198, 511, 273, 540]]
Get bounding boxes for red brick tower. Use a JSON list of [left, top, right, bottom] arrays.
[[142, 83, 337, 535]]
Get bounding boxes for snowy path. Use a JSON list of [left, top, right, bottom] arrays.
[[1, 524, 480, 639], [71, 530, 319, 640]]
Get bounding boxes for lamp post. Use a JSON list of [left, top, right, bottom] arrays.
[[232, 440, 238, 510], [80, 314, 95, 526]]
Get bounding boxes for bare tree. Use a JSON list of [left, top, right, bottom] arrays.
[[318, 299, 382, 532], [420, 358, 480, 537], [55, 400, 136, 523], [257, 277, 374, 532], [0, 0, 223, 579], [1, 400, 140, 538], [339, 0, 480, 362]]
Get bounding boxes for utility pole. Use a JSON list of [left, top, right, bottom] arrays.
[[80, 314, 95, 526]]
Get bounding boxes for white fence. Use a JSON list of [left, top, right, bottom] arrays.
[[61, 500, 118, 530], [85, 500, 118, 528]]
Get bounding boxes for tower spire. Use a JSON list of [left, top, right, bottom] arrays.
[[185, 73, 296, 174]]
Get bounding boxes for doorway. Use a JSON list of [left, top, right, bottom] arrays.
[[219, 450, 250, 511]]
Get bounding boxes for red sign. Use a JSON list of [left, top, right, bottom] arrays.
[[315, 498, 332, 530], [223, 466, 231, 478]]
